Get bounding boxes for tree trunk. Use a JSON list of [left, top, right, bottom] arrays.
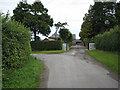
[[34, 30, 37, 41]]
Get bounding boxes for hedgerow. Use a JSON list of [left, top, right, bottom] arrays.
[[94, 25, 120, 52], [30, 40, 62, 51], [2, 15, 31, 70]]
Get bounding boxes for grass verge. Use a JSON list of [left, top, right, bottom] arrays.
[[2, 56, 44, 88], [86, 50, 119, 74], [32, 50, 68, 54]]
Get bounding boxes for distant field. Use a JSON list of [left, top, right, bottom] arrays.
[[86, 50, 119, 74]]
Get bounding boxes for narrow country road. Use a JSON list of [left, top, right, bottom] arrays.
[[32, 46, 118, 88]]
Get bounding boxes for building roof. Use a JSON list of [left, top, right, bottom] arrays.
[[44, 38, 49, 40]]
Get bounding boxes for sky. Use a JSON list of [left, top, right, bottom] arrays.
[[0, 0, 95, 39]]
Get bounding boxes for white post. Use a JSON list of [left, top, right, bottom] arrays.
[[89, 43, 96, 50]]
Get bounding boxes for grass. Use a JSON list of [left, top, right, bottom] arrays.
[[32, 50, 68, 54], [86, 50, 119, 74], [2, 56, 44, 88], [69, 46, 73, 50]]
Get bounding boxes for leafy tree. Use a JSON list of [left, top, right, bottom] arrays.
[[54, 22, 68, 33], [79, 13, 93, 40], [80, 1, 117, 41], [91, 2, 117, 34], [59, 28, 73, 43], [12, 1, 53, 41], [66, 33, 74, 43], [115, 2, 120, 25]]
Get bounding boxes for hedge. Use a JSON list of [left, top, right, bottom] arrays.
[[94, 25, 120, 52], [30, 40, 62, 51], [2, 15, 31, 69]]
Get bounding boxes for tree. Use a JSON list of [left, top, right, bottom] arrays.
[[12, 1, 53, 41], [91, 2, 117, 34], [54, 22, 68, 33], [79, 13, 93, 40], [66, 33, 74, 43], [59, 28, 73, 43], [115, 2, 120, 25], [80, 1, 117, 41]]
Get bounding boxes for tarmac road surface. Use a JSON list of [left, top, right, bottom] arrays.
[[32, 46, 118, 88]]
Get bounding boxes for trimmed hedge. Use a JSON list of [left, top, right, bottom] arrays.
[[94, 25, 120, 52], [30, 40, 62, 51], [2, 15, 31, 69]]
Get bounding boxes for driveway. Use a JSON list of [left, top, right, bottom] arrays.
[[32, 46, 118, 88]]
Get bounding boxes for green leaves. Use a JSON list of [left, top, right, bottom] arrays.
[[31, 40, 62, 51], [95, 25, 120, 52], [2, 14, 31, 70], [12, 1, 53, 41], [55, 22, 68, 30], [80, 2, 118, 42], [59, 28, 74, 43], [115, 2, 120, 25]]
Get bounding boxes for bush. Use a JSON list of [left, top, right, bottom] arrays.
[[30, 40, 62, 51], [95, 25, 120, 52], [2, 15, 31, 69], [83, 38, 94, 48]]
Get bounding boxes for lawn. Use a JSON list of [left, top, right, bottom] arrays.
[[32, 50, 68, 54], [2, 56, 44, 88], [86, 50, 119, 74]]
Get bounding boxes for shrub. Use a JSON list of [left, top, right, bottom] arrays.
[[30, 40, 62, 51], [94, 25, 120, 52], [2, 15, 31, 69], [83, 38, 94, 48]]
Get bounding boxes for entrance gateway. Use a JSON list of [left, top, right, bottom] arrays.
[[72, 39, 82, 45]]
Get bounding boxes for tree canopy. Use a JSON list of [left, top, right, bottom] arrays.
[[115, 2, 120, 25], [80, 1, 118, 41], [59, 28, 74, 43], [12, 1, 53, 41], [54, 22, 68, 34]]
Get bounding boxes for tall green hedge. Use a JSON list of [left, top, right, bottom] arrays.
[[30, 40, 62, 51], [2, 16, 31, 69], [95, 25, 120, 52]]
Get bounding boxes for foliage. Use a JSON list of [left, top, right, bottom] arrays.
[[2, 14, 31, 69], [54, 22, 68, 32], [83, 38, 94, 47], [91, 2, 117, 33], [83, 38, 90, 47], [66, 33, 74, 43], [59, 28, 74, 43], [2, 56, 44, 88], [36, 36, 41, 41], [94, 25, 120, 52], [12, 1, 53, 41], [80, 20, 93, 40], [80, 2, 118, 41], [30, 40, 62, 51], [86, 50, 119, 74], [115, 2, 120, 25]]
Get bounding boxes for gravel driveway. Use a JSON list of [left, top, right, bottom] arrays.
[[32, 46, 118, 88]]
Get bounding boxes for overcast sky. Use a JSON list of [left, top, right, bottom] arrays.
[[0, 0, 95, 39]]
